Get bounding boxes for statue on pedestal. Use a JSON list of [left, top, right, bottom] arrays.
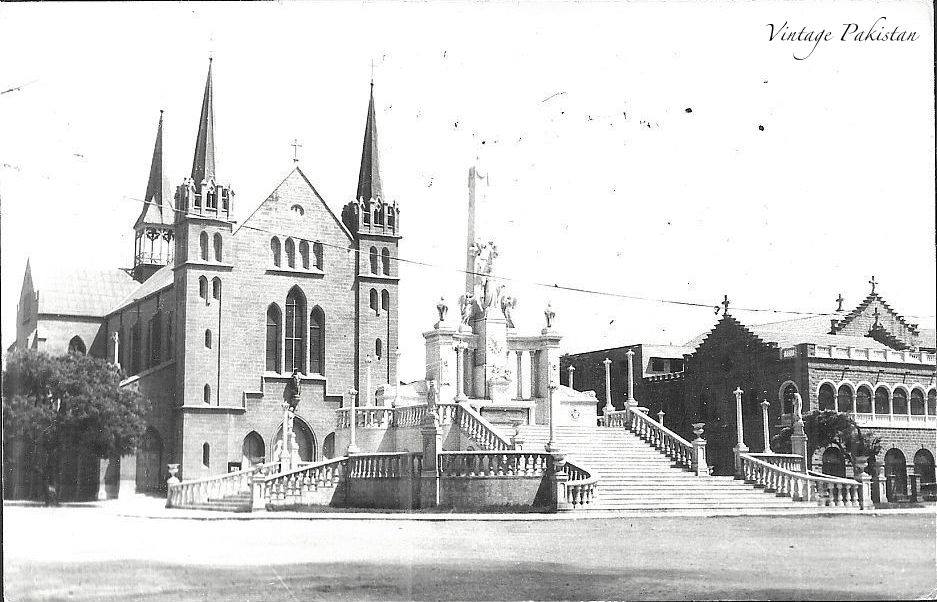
[[459, 293, 476, 329], [793, 392, 803, 420], [500, 292, 518, 328], [436, 297, 448, 327], [286, 370, 302, 412]]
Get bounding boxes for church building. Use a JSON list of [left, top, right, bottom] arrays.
[[8, 60, 401, 497]]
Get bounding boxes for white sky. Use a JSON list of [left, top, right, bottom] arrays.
[[1, 2, 934, 380]]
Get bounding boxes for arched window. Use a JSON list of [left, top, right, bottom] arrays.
[[837, 385, 854, 413], [285, 238, 296, 269], [914, 449, 935, 485], [375, 338, 383, 361], [818, 383, 835, 411], [68, 335, 86, 355], [242, 431, 265, 465], [213, 233, 223, 262], [131, 321, 142, 375], [149, 312, 162, 365], [369, 246, 379, 274], [782, 384, 797, 414], [199, 276, 208, 302], [202, 442, 210, 467], [910, 389, 926, 415], [205, 329, 212, 349], [322, 432, 336, 459], [266, 304, 282, 373], [381, 248, 390, 275], [290, 204, 304, 216], [381, 289, 390, 313], [199, 231, 209, 261], [309, 306, 324, 375], [856, 386, 872, 413], [203, 384, 211, 404], [874, 386, 890, 415], [313, 242, 323, 270], [893, 388, 909, 414], [271, 237, 281, 267], [299, 240, 310, 269], [369, 288, 379, 315], [285, 286, 306, 373], [821, 447, 846, 478], [388, 207, 396, 229], [928, 390, 937, 416], [884, 448, 908, 501], [212, 277, 222, 300]]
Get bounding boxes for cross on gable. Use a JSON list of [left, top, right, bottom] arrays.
[[872, 306, 881, 327], [836, 293, 844, 312], [291, 138, 303, 163], [721, 294, 730, 314], [869, 275, 877, 295]]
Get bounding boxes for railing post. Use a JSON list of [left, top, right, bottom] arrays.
[[546, 382, 560, 453], [393, 348, 402, 407], [853, 455, 871, 510], [602, 358, 613, 415], [250, 471, 267, 512], [657, 410, 665, 427], [419, 406, 442, 509], [567, 365, 575, 390], [691, 423, 708, 477], [551, 453, 573, 512], [625, 349, 636, 408], [345, 389, 360, 454]]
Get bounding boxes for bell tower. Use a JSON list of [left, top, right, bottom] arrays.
[[341, 82, 401, 401], [132, 111, 174, 283]]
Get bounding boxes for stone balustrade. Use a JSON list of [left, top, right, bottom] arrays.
[[335, 407, 394, 429], [738, 453, 866, 509], [438, 451, 550, 477], [563, 459, 598, 507], [392, 404, 427, 427], [781, 344, 936, 365], [456, 402, 514, 450], [167, 459, 282, 509], [336, 403, 463, 430], [851, 412, 937, 429], [747, 453, 804, 473], [346, 452, 423, 479], [605, 407, 694, 469], [264, 457, 345, 505]]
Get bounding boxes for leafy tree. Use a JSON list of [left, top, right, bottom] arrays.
[[770, 410, 882, 468], [2, 349, 150, 502]]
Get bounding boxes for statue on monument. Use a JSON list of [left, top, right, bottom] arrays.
[[436, 296, 448, 326], [544, 303, 556, 331], [459, 292, 476, 328], [793, 392, 803, 419], [287, 369, 302, 411], [500, 291, 518, 328]]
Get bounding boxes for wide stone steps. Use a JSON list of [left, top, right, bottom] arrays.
[[506, 425, 825, 512], [192, 491, 252, 512]]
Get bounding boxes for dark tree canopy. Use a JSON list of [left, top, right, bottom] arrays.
[[2, 349, 151, 496], [771, 410, 882, 466]]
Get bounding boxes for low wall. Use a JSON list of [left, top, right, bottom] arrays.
[[345, 475, 421, 509], [438, 474, 553, 509]]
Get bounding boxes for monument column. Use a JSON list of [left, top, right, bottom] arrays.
[[733, 387, 749, 475]]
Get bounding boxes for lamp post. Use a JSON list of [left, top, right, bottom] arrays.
[[546, 382, 560, 452], [625, 349, 636, 408], [733, 387, 748, 474], [760, 399, 771, 452], [602, 358, 613, 414]]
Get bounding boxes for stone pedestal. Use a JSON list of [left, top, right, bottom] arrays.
[[117, 453, 137, 499], [419, 418, 443, 508], [791, 418, 808, 472], [423, 327, 457, 402], [691, 423, 708, 477], [551, 453, 572, 512], [250, 472, 267, 512]]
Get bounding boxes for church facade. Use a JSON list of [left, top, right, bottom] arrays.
[[9, 61, 401, 497]]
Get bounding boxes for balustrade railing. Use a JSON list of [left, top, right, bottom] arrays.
[[747, 453, 804, 473], [347, 452, 422, 479], [738, 453, 865, 509], [335, 407, 394, 429], [456, 402, 514, 450], [393, 404, 427, 427], [563, 459, 598, 508], [605, 408, 694, 469], [167, 459, 282, 508], [264, 457, 346, 503], [438, 451, 549, 477]]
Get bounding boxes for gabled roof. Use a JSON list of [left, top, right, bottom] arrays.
[[134, 111, 174, 229], [356, 83, 382, 202], [919, 328, 936, 350], [28, 262, 138, 318], [831, 292, 919, 336], [107, 264, 174, 315], [190, 59, 215, 185]]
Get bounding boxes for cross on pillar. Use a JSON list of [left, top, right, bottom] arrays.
[[872, 307, 881, 328], [869, 276, 877, 295], [836, 293, 844, 312], [721, 294, 730, 315], [291, 138, 303, 164]]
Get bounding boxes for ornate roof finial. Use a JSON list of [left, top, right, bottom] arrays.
[[721, 294, 730, 315], [291, 138, 303, 164], [835, 293, 844, 312], [869, 275, 878, 295]]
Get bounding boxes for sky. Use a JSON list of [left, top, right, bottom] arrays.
[[1, 2, 934, 380]]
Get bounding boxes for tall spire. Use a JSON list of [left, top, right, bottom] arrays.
[[135, 110, 171, 228], [191, 58, 216, 185], [356, 82, 382, 201]]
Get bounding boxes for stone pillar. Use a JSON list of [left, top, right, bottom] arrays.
[[658, 410, 665, 427], [250, 471, 267, 512], [423, 327, 457, 402], [602, 358, 613, 416], [280, 402, 293, 470], [519, 350, 531, 400], [551, 452, 572, 512], [691, 423, 708, 477], [791, 417, 808, 473], [419, 411, 443, 509], [873, 465, 886, 504], [760, 399, 771, 452], [118, 452, 137, 499], [625, 349, 636, 407], [345, 389, 359, 455], [546, 382, 560, 452], [733, 387, 749, 475], [111, 331, 120, 368], [909, 474, 919, 503], [567, 365, 575, 390], [455, 342, 467, 401], [853, 456, 871, 510], [365, 354, 373, 406], [393, 348, 402, 407]]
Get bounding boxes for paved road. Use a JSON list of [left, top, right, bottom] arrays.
[[3, 505, 935, 600]]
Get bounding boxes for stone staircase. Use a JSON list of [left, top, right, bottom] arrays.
[[180, 490, 252, 512], [512, 425, 811, 512]]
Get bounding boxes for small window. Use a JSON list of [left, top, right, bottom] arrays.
[[271, 237, 281, 267], [199, 231, 209, 261], [369, 289, 379, 315], [213, 233, 223, 262], [203, 384, 211, 404], [375, 338, 383, 361], [202, 442, 210, 467], [369, 247, 379, 274], [212, 277, 222, 300], [671, 359, 684, 372], [818, 383, 835, 411], [205, 329, 212, 349], [199, 276, 209, 302], [650, 358, 666, 372], [285, 238, 296, 269], [68, 335, 87, 355], [299, 241, 310, 270], [381, 248, 390, 275], [313, 242, 323, 270], [291, 204, 304, 216], [381, 289, 390, 312]]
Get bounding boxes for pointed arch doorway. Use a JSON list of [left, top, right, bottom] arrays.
[[273, 416, 317, 463]]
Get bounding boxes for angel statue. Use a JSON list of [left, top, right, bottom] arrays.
[[500, 291, 518, 328], [459, 293, 476, 328], [793, 392, 803, 420], [436, 296, 448, 325], [544, 302, 556, 330]]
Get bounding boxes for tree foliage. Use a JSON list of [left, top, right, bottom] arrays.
[[771, 410, 882, 466], [2, 349, 150, 496]]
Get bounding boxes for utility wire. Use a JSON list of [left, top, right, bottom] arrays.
[[113, 192, 937, 322]]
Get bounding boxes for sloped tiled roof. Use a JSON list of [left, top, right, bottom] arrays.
[[108, 265, 174, 315], [919, 328, 936, 350], [32, 264, 138, 318], [831, 292, 919, 335]]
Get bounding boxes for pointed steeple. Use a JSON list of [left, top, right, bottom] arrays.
[[191, 58, 216, 186], [356, 82, 382, 201], [135, 111, 172, 228]]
